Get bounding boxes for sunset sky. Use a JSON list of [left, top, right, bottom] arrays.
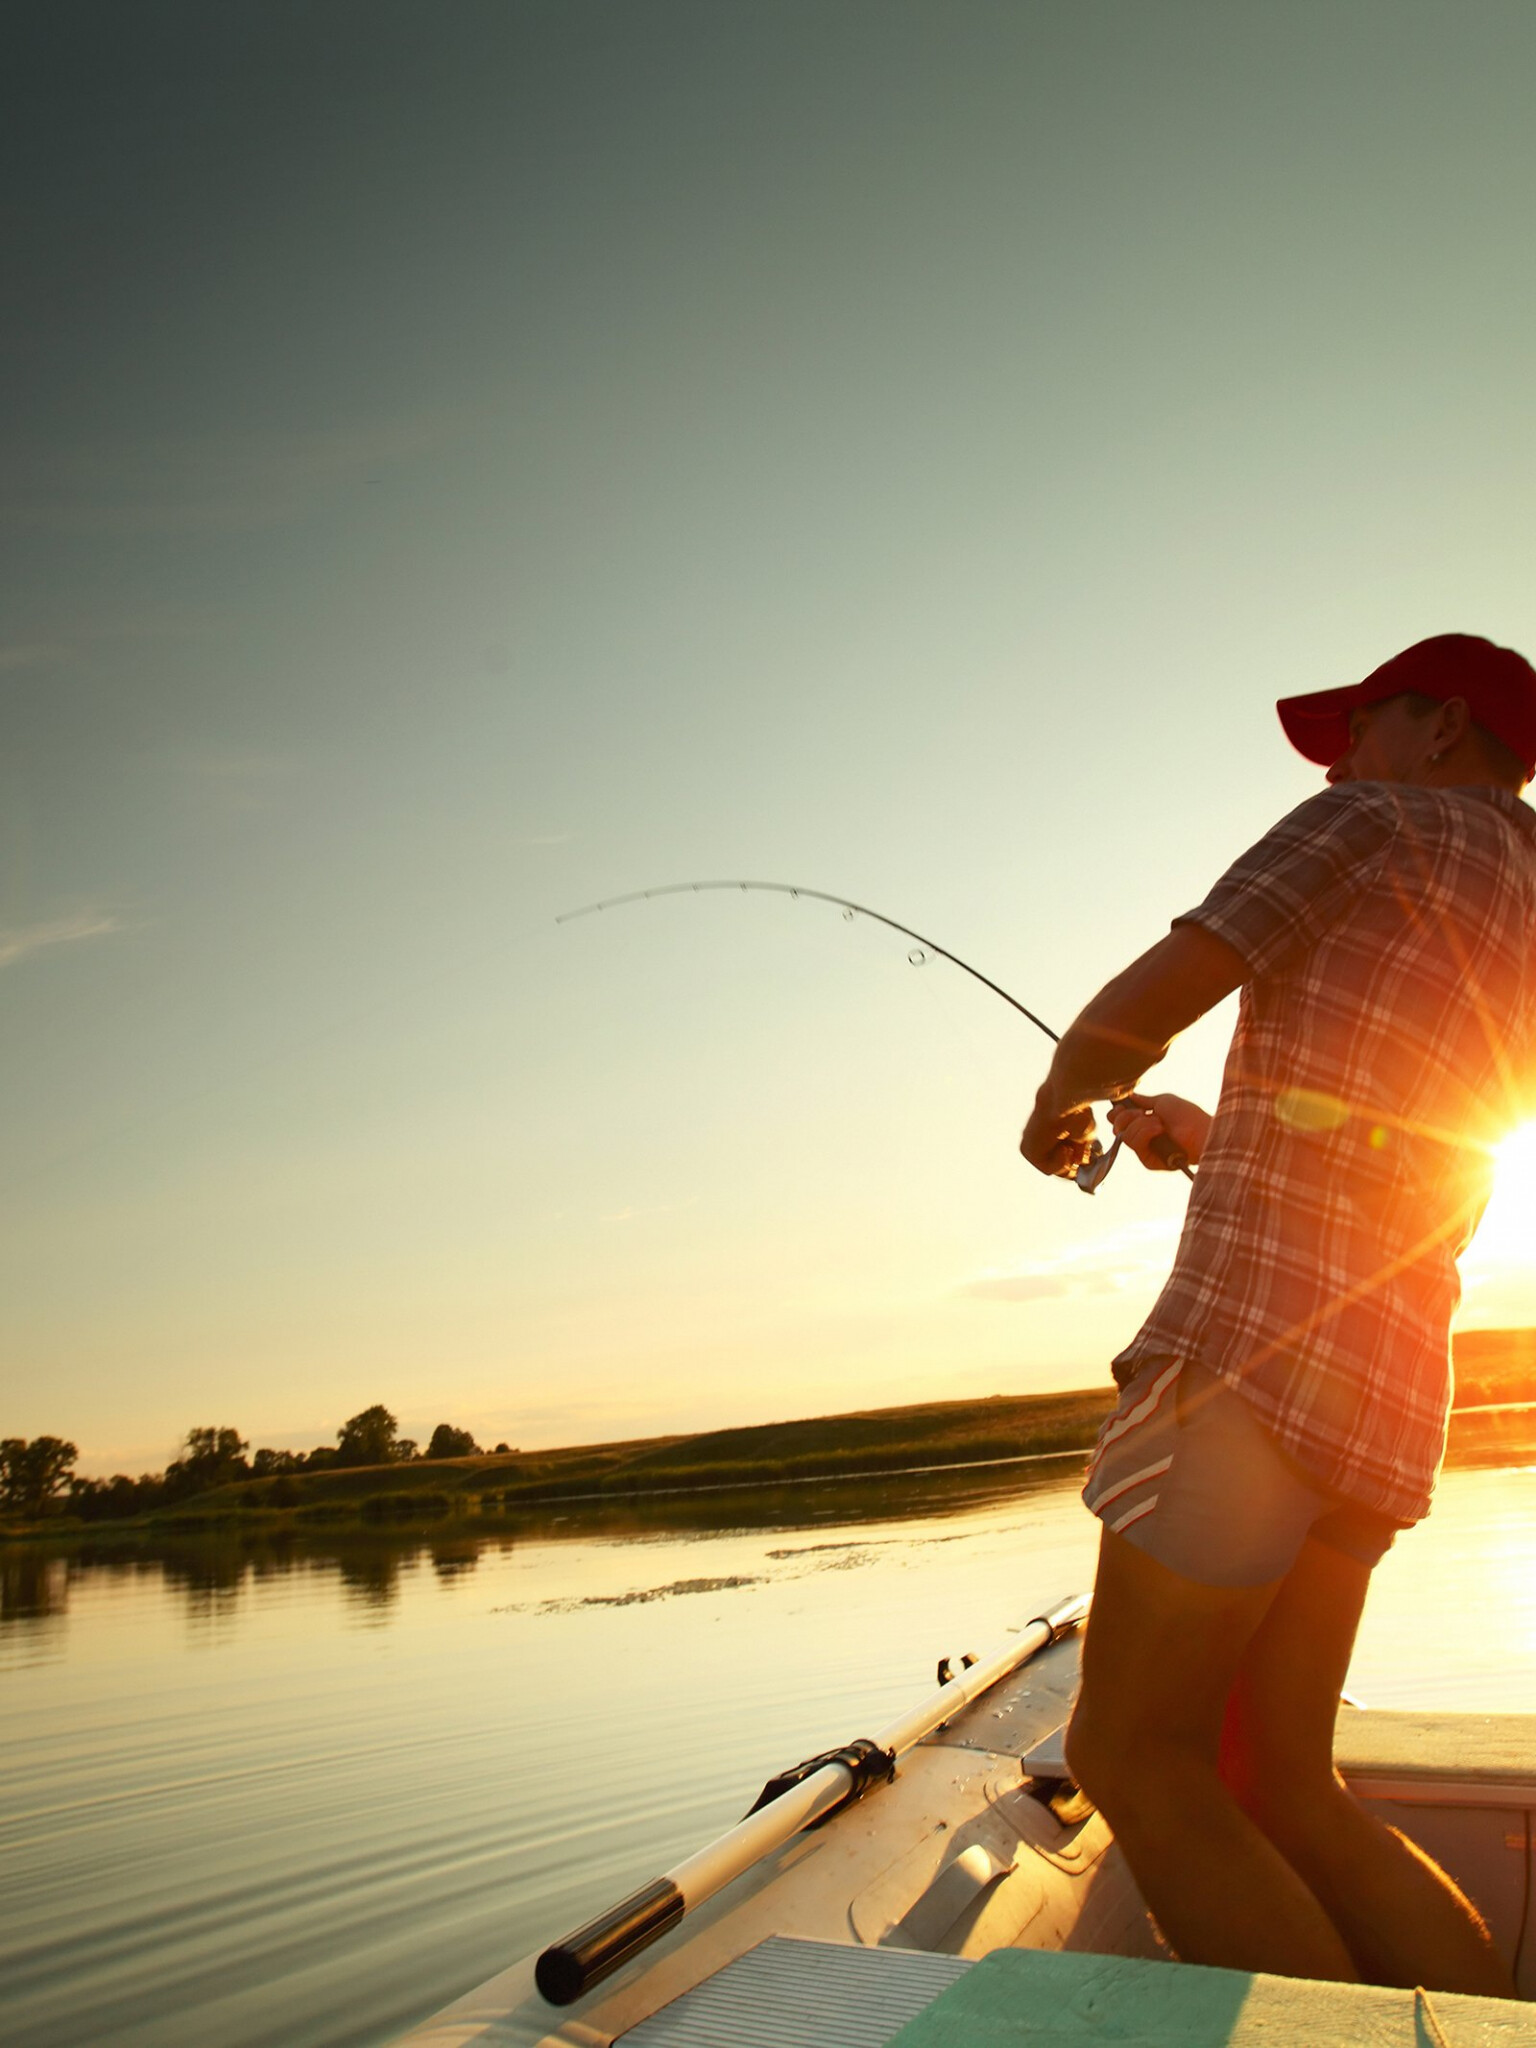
[[5, 1, 1535, 1475]]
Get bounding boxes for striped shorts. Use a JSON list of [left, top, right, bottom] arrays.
[[1082, 1358, 1401, 1587]]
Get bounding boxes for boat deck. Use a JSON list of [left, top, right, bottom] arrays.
[[621, 1937, 965, 2047], [395, 1617, 1536, 2045], [627, 1937, 1536, 2046]]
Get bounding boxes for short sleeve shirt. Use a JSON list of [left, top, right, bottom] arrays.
[[1113, 782, 1536, 1523]]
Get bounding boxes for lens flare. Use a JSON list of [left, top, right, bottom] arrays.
[[1467, 1120, 1536, 1279]]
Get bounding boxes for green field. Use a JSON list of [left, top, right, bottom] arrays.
[[147, 1384, 1116, 1533], [9, 1328, 1535, 1543]]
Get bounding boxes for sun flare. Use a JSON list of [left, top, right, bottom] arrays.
[[1468, 1121, 1536, 1278]]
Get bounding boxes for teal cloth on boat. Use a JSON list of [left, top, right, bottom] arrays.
[[883, 1947, 1536, 2045]]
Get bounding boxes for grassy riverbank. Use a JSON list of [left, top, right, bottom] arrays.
[[7, 1328, 1535, 1544], [173, 1385, 1115, 1528], [9, 1386, 1113, 1543]]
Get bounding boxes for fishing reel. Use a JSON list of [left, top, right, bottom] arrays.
[[1075, 1138, 1122, 1196], [1076, 1127, 1192, 1195]]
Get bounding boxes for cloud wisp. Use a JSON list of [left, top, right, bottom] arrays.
[[600, 1195, 700, 1225], [165, 749, 305, 816], [1, 408, 468, 536], [959, 1217, 1180, 1304], [0, 641, 73, 673], [0, 910, 120, 971]]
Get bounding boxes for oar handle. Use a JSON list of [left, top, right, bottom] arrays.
[[538, 1757, 854, 2005], [534, 1595, 1089, 2007], [535, 1878, 684, 2006]]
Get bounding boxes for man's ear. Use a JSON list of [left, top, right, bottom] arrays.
[[1430, 695, 1472, 754]]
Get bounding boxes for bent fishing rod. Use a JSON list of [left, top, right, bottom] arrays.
[[556, 879, 1193, 1187]]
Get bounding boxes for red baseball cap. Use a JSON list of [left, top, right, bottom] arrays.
[[1277, 633, 1536, 782]]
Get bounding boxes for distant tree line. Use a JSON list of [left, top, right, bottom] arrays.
[[1, 1405, 514, 1524], [1, 1437, 79, 1518]]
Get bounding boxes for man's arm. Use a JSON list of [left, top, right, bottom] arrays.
[[1019, 924, 1248, 1178]]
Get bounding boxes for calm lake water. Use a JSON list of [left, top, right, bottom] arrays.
[[4, 1458, 1536, 2048]]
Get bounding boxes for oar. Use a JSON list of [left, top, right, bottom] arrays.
[[535, 1591, 1089, 2005]]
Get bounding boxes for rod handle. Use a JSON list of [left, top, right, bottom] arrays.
[[1149, 1133, 1190, 1173], [535, 1876, 684, 2006]]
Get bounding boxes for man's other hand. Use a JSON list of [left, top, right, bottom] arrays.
[[1020, 1095, 1099, 1179], [1108, 1092, 1212, 1169]]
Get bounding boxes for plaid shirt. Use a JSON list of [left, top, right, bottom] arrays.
[[1113, 782, 1536, 1523]]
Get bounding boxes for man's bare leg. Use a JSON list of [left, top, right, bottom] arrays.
[[1220, 1534, 1511, 1996], [1065, 1525, 1359, 1980]]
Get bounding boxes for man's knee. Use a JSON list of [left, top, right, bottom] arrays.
[[1226, 1751, 1355, 1862], [1061, 1707, 1097, 1795], [1063, 1702, 1124, 1808], [1065, 1701, 1183, 1825]]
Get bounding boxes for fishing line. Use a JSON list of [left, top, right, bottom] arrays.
[[557, 879, 1193, 1185], [559, 880, 1060, 1041]]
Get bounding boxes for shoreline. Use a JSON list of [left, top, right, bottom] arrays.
[[8, 1332, 1534, 1546], [5, 1405, 1533, 1549]]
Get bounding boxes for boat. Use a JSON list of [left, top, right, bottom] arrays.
[[395, 1593, 1536, 2045]]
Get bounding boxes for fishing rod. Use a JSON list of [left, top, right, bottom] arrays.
[[556, 879, 1192, 1187]]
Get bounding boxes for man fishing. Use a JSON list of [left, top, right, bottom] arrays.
[[1019, 632, 1536, 1992]]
